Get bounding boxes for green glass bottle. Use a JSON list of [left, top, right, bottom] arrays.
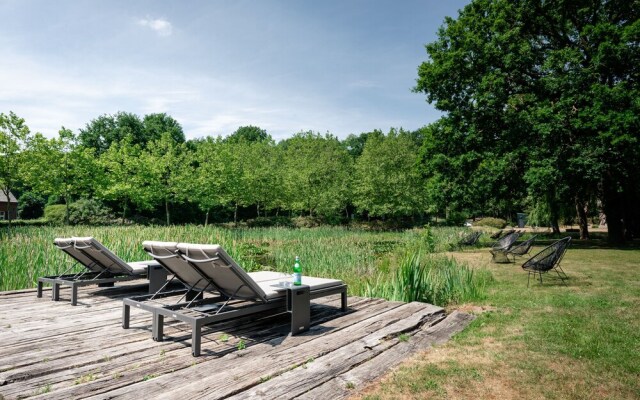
[[293, 256, 302, 285]]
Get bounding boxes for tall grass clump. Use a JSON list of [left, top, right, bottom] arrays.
[[365, 250, 489, 306]]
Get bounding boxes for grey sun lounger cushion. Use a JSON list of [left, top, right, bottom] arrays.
[[54, 237, 151, 275]]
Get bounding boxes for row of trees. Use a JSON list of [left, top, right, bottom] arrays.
[[1, 111, 429, 227], [414, 0, 639, 243], [3, 1, 636, 243]]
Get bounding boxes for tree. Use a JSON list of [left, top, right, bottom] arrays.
[[78, 112, 145, 155], [0, 112, 31, 228], [225, 125, 270, 144], [143, 113, 186, 144], [98, 137, 152, 222], [415, 0, 640, 241], [187, 137, 227, 226], [26, 128, 99, 224], [280, 132, 352, 219], [140, 133, 189, 225], [353, 129, 426, 219]]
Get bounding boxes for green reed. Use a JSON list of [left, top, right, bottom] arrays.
[[0, 225, 489, 306]]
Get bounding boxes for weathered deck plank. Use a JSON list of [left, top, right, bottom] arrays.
[[0, 283, 473, 400]]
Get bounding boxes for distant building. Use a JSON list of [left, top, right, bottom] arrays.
[[0, 191, 18, 220]]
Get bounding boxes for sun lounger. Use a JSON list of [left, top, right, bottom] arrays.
[[122, 241, 348, 356], [37, 237, 168, 306]]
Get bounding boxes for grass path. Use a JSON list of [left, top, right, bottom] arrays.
[[355, 242, 640, 399]]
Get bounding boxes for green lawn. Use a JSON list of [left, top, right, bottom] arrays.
[[356, 240, 640, 399]]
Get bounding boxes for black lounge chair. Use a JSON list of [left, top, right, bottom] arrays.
[[489, 231, 521, 262], [522, 237, 571, 287], [122, 241, 348, 356], [490, 229, 514, 239], [458, 231, 482, 247], [491, 235, 537, 263], [37, 237, 167, 306]]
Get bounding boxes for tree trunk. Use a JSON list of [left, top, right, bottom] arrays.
[[551, 218, 561, 234], [602, 192, 625, 244], [64, 197, 70, 225], [234, 202, 239, 227], [5, 198, 11, 230], [575, 197, 589, 240], [257, 203, 260, 218], [165, 199, 170, 225], [205, 208, 210, 227], [121, 198, 128, 224]]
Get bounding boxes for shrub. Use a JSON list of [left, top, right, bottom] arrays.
[[475, 217, 507, 229], [445, 211, 467, 226], [44, 200, 115, 225], [18, 191, 46, 219], [44, 204, 67, 225], [67, 199, 114, 225], [291, 216, 323, 228], [246, 216, 293, 228]]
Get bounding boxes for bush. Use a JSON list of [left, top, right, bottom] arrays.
[[18, 191, 46, 219], [445, 211, 467, 226], [44, 204, 67, 225], [246, 216, 293, 228], [475, 217, 507, 229], [44, 200, 115, 225], [291, 216, 323, 228], [68, 199, 114, 225]]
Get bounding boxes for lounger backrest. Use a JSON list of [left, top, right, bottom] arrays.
[[522, 237, 571, 272], [54, 237, 104, 273], [71, 237, 135, 275], [142, 241, 211, 291], [176, 243, 268, 302]]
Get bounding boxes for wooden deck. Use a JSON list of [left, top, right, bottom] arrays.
[[0, 282, 474, 399]]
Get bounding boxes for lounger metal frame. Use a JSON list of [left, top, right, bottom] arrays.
[[123, 245, 348, 356]]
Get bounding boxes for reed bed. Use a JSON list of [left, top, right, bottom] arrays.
[[0, 225, 488, 306]]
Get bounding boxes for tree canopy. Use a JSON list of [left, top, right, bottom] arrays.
[[415, 0, 640, 241]]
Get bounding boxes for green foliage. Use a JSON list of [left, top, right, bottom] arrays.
[[445, 211, 467, 227], [0, 111, 31, 227], [246, 217, 293, 228], [353, 129, 426, 219], [280, 132, 352, 218], [365, 251, 487, 306], [224, 125, 270, 144], [78, 112, 145, 155], [67, 199, 113, 225], [25, 128, 99, 224], [142, 113, 185, 144], [415, 0, 640, 242], [17, 191, 45, 219], [44, 205, 66, 225], [474, 217, 507, 229]]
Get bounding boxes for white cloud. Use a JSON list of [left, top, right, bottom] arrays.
[[137, 17, 173, 37]]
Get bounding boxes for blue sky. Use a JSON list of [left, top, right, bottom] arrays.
[[0, 0, 470, 141]]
